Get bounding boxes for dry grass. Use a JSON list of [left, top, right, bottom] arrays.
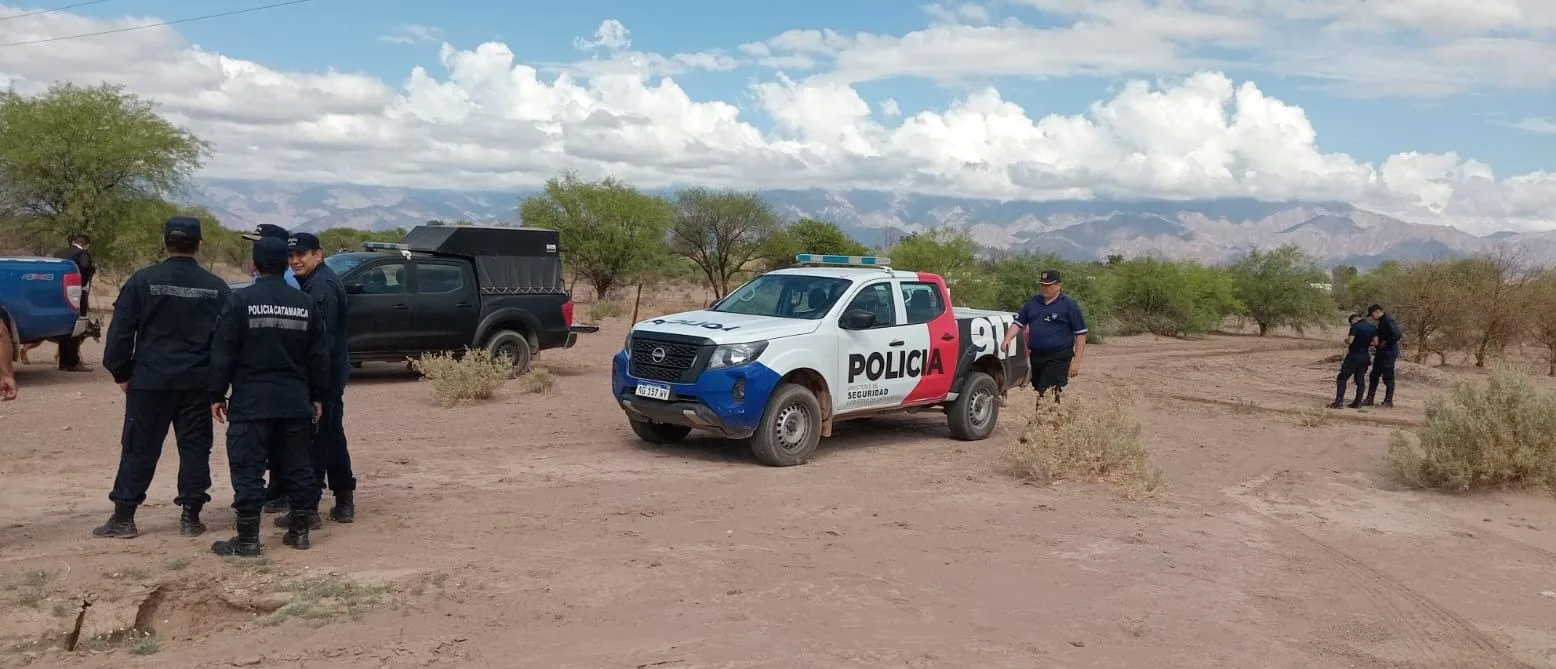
[[1002, 388, 1166, 500], [1295, 406, 1331, 428], [259, 574, 389, 627], [589, 300, 627, 320], [1387, 365, 1556, 495], [516, 366, 557, 394], [410, 348, 510, 407]]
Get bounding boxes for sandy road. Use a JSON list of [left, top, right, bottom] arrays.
[[1, 321, 1554, 668]]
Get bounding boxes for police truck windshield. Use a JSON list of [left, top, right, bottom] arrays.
[[711, 275, 851, 320]]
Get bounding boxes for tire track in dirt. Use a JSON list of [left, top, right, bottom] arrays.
[[1225, 473, 1535, 669]]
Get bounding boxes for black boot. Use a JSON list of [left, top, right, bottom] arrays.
[[282, 511, 312, 550], [211, 513, 262, 557], [179, 504, 206, 537], [1348, 397, 1363, 409], [262, 497, 289, 514], [1381, 396, 1394, 408], [329, 490, 355, 523], [91, 504, 139, 539], [274, 509, 322, 529]]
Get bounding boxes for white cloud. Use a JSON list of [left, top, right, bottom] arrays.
[[1509, 117, 1556, 135], [379, 23, 443, 45], [0, 7, 1552, 233]]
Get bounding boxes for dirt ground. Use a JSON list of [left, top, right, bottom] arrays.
[[3, 307, 1556, 668]]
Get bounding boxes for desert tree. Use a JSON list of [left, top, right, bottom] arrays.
[[1229, 244, 1335, 336], [669, 188, 785, 299], [518, 172, 674, 300], [1449, 249, 1534, 367], [0, 83, 210, 272], [1378, 260, 1468, 365], [1108, 257, 1241, 337], [1528, 271, 1556, 376], [783, 218, 870, 257], [888, 227, 994, 307]]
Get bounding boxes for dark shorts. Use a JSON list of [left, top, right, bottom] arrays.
[[1029, 348, 1074, 393]]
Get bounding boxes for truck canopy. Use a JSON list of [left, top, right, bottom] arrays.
[[391, 224, 564, 296]]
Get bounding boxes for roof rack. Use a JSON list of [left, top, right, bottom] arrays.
[[793, 253, 893, 272]]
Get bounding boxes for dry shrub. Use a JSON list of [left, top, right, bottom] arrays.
[[410, 348, 510, 407], [1003, 388, 1166, 500], [1387, 365, 1556, 494], [517, 366, 557, 394], [590, 300, 627, 320]]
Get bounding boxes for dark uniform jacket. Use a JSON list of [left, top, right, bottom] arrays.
[[299, 263, 351, 393], [1376, 314, 1402, 355], [103, 257, 230, 390], [1346, 319, 1378, 363], [209, 275, 331, 422]]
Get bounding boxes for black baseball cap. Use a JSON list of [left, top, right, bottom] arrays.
[[252, 236, 289, 272], [241, 223, 290, 241], [1366, 304, 1384, 314], [288, 232, 322, 252], [163, 216, 201, 241], [1039, 269, 1062, 285]]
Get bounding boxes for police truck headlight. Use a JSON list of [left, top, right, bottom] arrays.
[[708, 341, 767, 369], [623, 332, 633, 359]]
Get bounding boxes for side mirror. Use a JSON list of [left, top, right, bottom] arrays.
[[841, 309, 876, 330], [344, 282, 364, 295]]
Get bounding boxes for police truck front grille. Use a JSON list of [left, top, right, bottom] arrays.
[[630, 338, 706, 383]]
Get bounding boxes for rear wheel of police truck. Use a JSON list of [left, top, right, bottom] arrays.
[[749, 383, 822, 467], [946, 371, 999, 441], [484, 329, 533, 376]]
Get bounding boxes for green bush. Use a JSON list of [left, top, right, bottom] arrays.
[[1229, 245, 1335, 336], [1387, 366, 1556, 494], [1107, 257, 1240, 337]]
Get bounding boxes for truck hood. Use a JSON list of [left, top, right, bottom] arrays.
[[630, 310, 823, 344]]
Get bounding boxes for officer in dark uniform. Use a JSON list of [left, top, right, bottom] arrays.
[[1001, 269, 1089, 407], [93, 217, 230, 539], [266, 232, 357, 531], [55, 233, 95, 372], [1364, 304, 1400, 408], [1331, 313, 1377, 409], [208, 237, 331, 557]]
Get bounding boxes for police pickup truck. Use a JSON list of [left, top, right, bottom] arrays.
[[2, 256, 87, 357], [611, 254, 1029, 466]]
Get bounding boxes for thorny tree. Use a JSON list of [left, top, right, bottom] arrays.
[[670, 188, 785, 299]]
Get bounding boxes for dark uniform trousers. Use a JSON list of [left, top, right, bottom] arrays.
[[109, 388, 213, 507], [1368, 348, 1397, 401], [229, 419, 320, 516], [264, 392, 353, 498], [1336, 352, 1370, 402]]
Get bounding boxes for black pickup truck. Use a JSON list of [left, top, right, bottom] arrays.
[[285, 223, 596, 373]]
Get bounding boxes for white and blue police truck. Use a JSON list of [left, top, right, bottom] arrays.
[[611, 254, 1031, 466]]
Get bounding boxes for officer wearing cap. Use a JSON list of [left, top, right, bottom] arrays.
[[209, 236, 330, 557], [1001, 269, 1089, 407], [93, 217, 231, 540], [240, 224, 301, 289], [263, 231, 357, 529]]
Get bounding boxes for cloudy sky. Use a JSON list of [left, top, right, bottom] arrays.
[[0, 0, 1552, 233]]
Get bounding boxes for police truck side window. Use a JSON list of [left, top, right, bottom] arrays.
[[361, 263, 406, 294], [901, 282, 945, 324], [845, 282, 898, 327], [416, 264, 463, 294]]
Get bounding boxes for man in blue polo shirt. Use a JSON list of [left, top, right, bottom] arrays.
[[241, 224, 300, 290], [1001, 269, 1088, 407]]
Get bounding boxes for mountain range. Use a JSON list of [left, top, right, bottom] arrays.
[[189, 178, 1556, 269]]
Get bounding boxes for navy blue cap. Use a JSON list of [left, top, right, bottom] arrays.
[[1040, 269, 1062, 284], [288, 232, 321, 252], [242, 223, 289, 241], [252, 236, 289, 272], [163, 216, 201, 241]]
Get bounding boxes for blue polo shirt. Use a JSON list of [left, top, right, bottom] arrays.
[[1347, 319, 1378, 360], [1015, 293, 1088, 354]]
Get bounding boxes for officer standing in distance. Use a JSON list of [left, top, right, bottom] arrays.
[[54, 233, 95, 372], [1364, 304, 1401, 408], [266, 232, 357, 529], [93, 217, 230, 539], [1001, 269, 1089, 408], [209, 237, 331, 557], [1331, 312, 1377, 409]]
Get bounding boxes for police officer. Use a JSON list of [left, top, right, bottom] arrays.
[[1364, 304, 1400, 408], [240, 224, 302, 289], [1331, 312, 1377, 409], [93, 217, 230, 539], [267, 232, 357, 530], [54, 233, 95, 372], [1001, 269, 1089, 407], [209, 237, 331, 557], [240, 224, 302, 515]]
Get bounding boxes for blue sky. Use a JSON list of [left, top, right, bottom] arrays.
[[65, 0, 1551, 174]]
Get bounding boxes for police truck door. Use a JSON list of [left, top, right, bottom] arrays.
[[411, 260, 477, 351], [836, 279, 913, 413]]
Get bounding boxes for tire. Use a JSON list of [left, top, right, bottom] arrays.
[[946, 371, 999, 441], [484, 329, 533, 376], [630, 419, 692, 444], [748, 383, 823, 467]]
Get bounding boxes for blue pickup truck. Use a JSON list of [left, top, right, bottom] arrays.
[[1, 256, 86, 357]]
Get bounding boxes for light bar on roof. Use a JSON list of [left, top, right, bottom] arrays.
[[362, 241, 411, 251], [795, 253, 891, 267]]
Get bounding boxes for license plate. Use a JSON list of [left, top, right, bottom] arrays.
[[634, 382, 672, 401]]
